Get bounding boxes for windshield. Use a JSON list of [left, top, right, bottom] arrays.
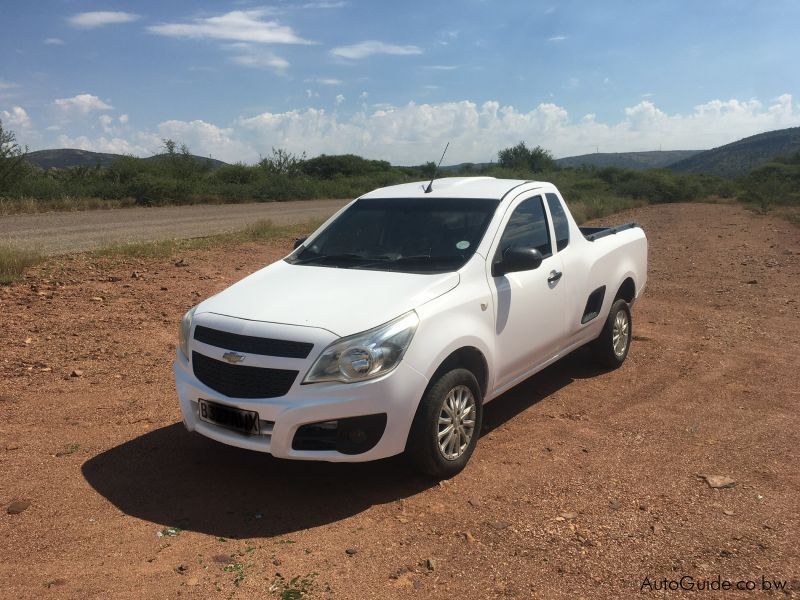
[[286, 197, 500, 274]]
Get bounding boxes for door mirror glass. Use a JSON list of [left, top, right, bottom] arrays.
[[492, 247, 543, 277]]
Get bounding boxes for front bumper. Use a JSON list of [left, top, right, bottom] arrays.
[[173, 350, 429, 462]]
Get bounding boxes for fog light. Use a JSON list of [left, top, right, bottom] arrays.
[[291, 414, 387, 454], [348, 428, 367, 445]]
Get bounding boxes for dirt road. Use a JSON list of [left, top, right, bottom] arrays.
[[1, 203, 798, 598], [0, 199, 349, 255]]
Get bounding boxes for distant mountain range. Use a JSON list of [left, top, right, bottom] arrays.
[[555, 150, 700, 170], [556, 127, 800, 177], [668, 126, 800, 178], [25, 148, 227, 170], [25, 126, 800, 178]]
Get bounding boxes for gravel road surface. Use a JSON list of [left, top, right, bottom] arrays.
[[0, 199, 349, 255]]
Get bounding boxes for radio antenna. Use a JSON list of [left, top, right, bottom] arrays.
[[424, 142, 450, 194]]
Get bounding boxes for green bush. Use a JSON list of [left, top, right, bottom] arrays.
[[301, 154, 392, 179]]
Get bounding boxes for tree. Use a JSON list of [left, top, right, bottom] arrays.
[[0, 119, 28, 193], [497, 141, 556, 172], [259, 147, 306, 177], [420, 161, 437, 178], [162, 138, 177, 155]]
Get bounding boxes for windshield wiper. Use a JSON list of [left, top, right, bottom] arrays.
[[291, 252, 368, 265], [393, 254, 463, 263]]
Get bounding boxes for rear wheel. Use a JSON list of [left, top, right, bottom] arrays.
[[406, 368, 483, 479], [591, 299, 632, 368]]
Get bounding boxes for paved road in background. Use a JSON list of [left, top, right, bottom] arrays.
[[0, 199, 349, 255]]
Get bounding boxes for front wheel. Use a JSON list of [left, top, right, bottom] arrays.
[[406, 368, 483, 479], [591, 298, 632, 369]]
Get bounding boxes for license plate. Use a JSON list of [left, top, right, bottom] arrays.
[[198, 400, 261, 435]]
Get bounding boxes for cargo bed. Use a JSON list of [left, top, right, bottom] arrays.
[[580, 222, 639, 242]]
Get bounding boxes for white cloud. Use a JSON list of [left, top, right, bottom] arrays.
[[98, 114, 114, 133], [331, 40, 422, 60], [68, 11, 139, 29], [233, 94, 800, 164], [0, 79, 19, 90], [1, 106, 31, 129], [422, 65, 458, 71], [119, 114, 129, 124], [148, 10, 313, 44], [335, 94, 345, 105], [54, 93, 113, 114], [305, 78, 343, 86], [547, 35, 567, 42], [37, 93, 800, 166], [230, 49, 289, 71], [56, 133, 149, 155], [298, 1, 347, 8], [43, 37, 64, 45], [155, 119, 250, 162]]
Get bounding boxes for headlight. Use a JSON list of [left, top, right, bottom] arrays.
[[304, 311, 419, 384], [178, 306, 197, 360]]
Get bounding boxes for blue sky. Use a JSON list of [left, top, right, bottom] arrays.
[[2, 0, 799, 164]]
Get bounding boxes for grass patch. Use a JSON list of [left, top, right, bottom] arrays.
[[159, 526, 182, 537], [222, 562, 248, 587], [270, 573, 317, 599], [89, 218, 323, 260], [56, 442, 80, 457], [0, 196, 135, 216], [0, 244, 42, 284]]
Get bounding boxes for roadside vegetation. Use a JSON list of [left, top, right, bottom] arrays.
[[1, 118, 798, 283], [0, 243, 42, 285], [2, 119, 798, 219], [88, 218, 323, 260]]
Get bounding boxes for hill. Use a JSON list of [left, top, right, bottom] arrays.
[[555, 150, 700, 170], [669, 127, 800, 178], [26, 148, 227, 170], [26, 149, 123, 169]]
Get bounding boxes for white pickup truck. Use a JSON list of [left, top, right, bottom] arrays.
[[174, 177, 647, 477]]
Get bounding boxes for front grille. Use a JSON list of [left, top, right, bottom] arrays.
[[192, 352, 298, 399], [194, 325, 313, 359]]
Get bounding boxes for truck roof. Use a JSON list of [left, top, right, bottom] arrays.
[[360, 177, 545, 200]]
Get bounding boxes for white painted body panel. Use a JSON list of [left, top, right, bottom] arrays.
[[174, 177, 648, 461]]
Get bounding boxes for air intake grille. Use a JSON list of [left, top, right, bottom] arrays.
[[194, 325, 313, 359], [192, 352, 298, 399]]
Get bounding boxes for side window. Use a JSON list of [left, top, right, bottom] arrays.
[[546, 193, 570, 252], [496, 195, 552, 258]]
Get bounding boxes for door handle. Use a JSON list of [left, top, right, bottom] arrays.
[[547, 270, 563, 284]]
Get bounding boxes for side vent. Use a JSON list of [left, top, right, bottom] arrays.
[[581, 286, 606, 324]]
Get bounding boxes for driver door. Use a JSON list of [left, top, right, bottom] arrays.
[[488, 194, 565, 391]]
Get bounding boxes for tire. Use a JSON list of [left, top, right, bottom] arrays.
[[591, 298, 632, 369], [406, 368, 483, 479]]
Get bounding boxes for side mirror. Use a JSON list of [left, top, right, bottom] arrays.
[[293, 237, 307, 250], [492, 247, 543, 277]]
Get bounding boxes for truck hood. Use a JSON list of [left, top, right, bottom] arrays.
[[197, 260, 460, 337]]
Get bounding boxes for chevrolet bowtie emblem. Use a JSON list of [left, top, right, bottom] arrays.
[[222, 351, 246, 364]]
